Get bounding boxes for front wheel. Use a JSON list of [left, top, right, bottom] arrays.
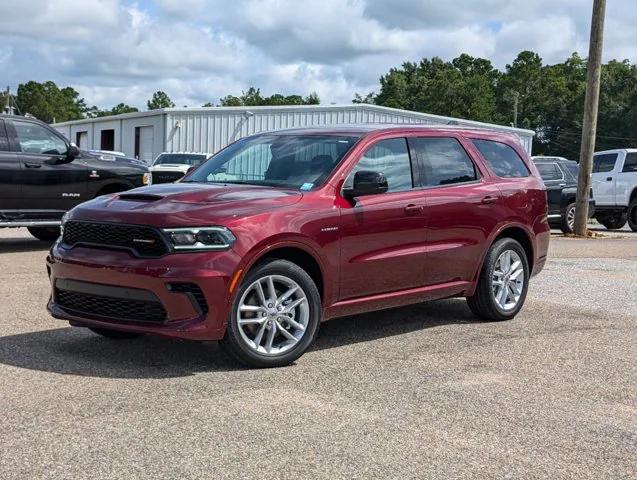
[[467, 238, 530, 321], [27, 226, 61, 241], [597, 213, 627, 230], [628, 199, 637, 232], [560, 202, 576, 234], [220, 259, 321, 368]]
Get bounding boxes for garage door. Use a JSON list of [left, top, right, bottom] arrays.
[[138, 126, 154, 164]]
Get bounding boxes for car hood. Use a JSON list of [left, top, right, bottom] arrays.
[[68, 182, 303, 227]]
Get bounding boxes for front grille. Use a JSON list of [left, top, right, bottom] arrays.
[[63, 221, 168, 257], [168, 282, 209, 314], [152, 171, 185, 184], [56, 289, 167, 323]]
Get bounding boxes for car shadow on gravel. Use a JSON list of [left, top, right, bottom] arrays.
[[0, 236, 55, 253], [0, 299, 478, 378]]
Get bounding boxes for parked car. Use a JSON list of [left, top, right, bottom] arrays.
[[149, 152, 212, 184], [532, 156, 595, 233], [591, 149, 637, 231], [47, 125, 549, 367], [0, 114, 151, 241]]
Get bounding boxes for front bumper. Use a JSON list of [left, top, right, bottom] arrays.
[[47, 242, 242, 341]]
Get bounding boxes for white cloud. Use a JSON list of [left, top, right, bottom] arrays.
[[0, 0, 635, 110]]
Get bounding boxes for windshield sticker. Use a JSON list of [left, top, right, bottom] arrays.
[[300, 183, 314, 191]]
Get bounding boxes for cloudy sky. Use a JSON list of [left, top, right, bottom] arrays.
[[1, 0, 635, 110]]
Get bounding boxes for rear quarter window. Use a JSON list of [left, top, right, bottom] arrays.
[[592, 154, 618, 173], [473, 139, 529, 178], [622, 152, 637, 172], [535, 162, 563, 181]]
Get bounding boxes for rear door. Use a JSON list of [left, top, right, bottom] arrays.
[[410, 135, 501, 286], [535, 162, 565, 215], [591, 152, 620, 206], [0, 119, 22, 211], [7, 119, 88, 211]]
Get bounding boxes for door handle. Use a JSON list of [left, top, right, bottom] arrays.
[[481, 195, 498, 204], [24, 162, 42, 168], [404, 204, 424, 215], [606, 177, 613, 181]]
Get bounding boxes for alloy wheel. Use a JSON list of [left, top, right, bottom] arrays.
[[236, 274, 309, 356], [567, 206, 576, 231], [491, 250, 525, 311]]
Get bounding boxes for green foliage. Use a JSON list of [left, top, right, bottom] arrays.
[[15, 81, 87, 123], [146, 90, 175, 110], [86, 103, 139, 118], [216, 87, 320, 107], [363, 51, 637, 158]]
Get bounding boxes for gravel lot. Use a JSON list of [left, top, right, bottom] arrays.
[[0, 227, 635, 479]]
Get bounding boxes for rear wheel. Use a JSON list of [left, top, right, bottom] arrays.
[[88, 328, 144, 339], [597, 213, 627, 230], [628, 199, 637, 232], [467, 238, 530, 321], [560, 202, 576, 234], [27, 226, 61, 241], [220, 259, 321, 368]]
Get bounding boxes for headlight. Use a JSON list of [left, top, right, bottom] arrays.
[[143, 172, 152, 185], [162, 227, 236, 251], [60, 211, 70, 235]]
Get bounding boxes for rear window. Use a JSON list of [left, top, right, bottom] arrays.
[[592, 153, 618, 173], [536, 163, 563, 181], [473, 139, 529, 178], [622, 152, 637, 172], [408, 137, 477, 187]]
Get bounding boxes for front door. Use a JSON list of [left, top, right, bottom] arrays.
[[339, 137, 428, 300], [592, 152, 619, 206], [535, 162, 566, 215], [8, 119, 87, 213], [0, 119, 22, 211]]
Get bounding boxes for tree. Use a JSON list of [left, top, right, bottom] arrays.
[[15, 81, 87, 123], [86, 103, 139, 118], [352, 92, 376, 104], [147, 91, 175, 110], [216, 87, 320, 107]]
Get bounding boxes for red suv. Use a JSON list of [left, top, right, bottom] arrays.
[[47, 125, 549, 367]]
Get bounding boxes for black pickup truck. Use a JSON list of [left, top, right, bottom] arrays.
[[0, 114, 150, 240], [532, 156, 595, 233]]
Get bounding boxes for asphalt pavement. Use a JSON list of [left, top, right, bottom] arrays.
[[0, 227, 635, 479]]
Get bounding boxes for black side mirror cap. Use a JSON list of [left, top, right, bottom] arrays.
[[66, 144, 81, 161], [343, 170, 388, 200]]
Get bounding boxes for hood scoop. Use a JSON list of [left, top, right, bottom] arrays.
[[118, 193, 164, 202]]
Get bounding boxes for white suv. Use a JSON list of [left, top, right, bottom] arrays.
[[591, 149, 637, 231]]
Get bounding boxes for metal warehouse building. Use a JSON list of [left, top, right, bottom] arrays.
[[52, 104, 534, 163]]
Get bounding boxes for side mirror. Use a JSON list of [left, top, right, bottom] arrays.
[[66, 144, 81, 161], [343, 170, 388, 200]]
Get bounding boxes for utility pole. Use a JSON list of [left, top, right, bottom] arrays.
[[512, 90, 519, 128], [4, 86, 10, 114], [574, 0, 606, 236]]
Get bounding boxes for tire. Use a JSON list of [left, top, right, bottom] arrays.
[[220, 259, 321, 368], [27, 226, 61, 241], [597, 213, 627, 230], [628, 199, 637, 232], [466, 238, 530, 322], [560, 202, 576, 234], [88, 328, 145, 339]]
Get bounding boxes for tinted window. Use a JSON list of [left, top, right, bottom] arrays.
[[622, 152, 637, 172], [592, 154, 618, 173], [187, 134, 359, 190], [344, 138, 412, 193], [562, 162, 579, 179], [409, 137, 477, 187], [0, 120, 8, 151], [473, 139, 529, 178], [536, 163, 563, 181], [13, 121, 68, 155], [154, 153, 208, 166]]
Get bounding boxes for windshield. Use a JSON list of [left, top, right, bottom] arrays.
[[154, 153, 207, 166], [184, 134, 360, 189]]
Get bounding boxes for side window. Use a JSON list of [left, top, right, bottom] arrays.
[[409, 137, 477, 187], [13, 121, 68, 155], [536, 163, 563, 181], [592, 154, 618, 173], [344, 138, 413, 193], [622, 152, 637, 172], [473, 139, 529, 178], [0, 120, 9, 151]]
